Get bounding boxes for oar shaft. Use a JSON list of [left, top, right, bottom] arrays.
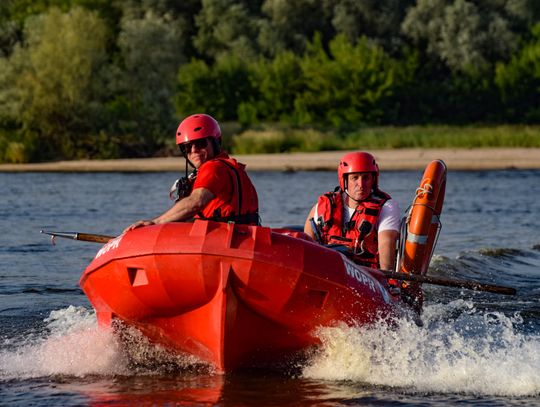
[[41, 230, 114, 244], [382, 271, 516, 295], [76, 233, 114, 244]]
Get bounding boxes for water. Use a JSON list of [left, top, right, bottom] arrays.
[[1, 169, 539, 405]]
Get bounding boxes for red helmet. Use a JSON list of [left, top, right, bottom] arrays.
[[176, 113, 221, 145], [337, 152, 379, 191]]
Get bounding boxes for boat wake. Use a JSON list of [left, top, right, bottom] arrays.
[[0, 306, 211, 380], [1, 296, 539, 397], [430, 245, 540, 290], [0, 306, 126, 379], [302, 244, 540, 396], [427, 246, 540, 328], [112, 320, 214, 375], [302, 299, 540, 396]]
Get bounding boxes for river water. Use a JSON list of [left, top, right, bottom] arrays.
[[0, 168, 539, 405]]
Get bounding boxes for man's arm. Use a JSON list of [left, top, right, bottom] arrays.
[[378, 229, 399, 271], [123, 187, 215, 232]]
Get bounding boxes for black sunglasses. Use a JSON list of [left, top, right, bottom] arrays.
[[179, 138, 209, 155]]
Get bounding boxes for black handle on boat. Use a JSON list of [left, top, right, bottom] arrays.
[[40, 230, 114, 244], [381, 270, 516, 295]]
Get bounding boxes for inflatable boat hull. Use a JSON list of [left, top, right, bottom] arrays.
[[80, 220, 401, 372]]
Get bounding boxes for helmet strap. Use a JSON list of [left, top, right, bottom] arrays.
[[344, 189, 363, 204], [343, 176, 358, 203], [179, 144, 196, 169], [182, 151, 196, 170], [342, 177, 360, 203]]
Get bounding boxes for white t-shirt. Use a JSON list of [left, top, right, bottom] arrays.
[[315, 194, 401, 233]]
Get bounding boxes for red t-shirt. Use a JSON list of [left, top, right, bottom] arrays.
[[192, 152, 234, 200], [193, 152, 259, 218]]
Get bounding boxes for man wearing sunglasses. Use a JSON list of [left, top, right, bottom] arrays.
[[124, 113, 259, 231]]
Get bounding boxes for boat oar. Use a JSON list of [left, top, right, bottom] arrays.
[[381, 270, 516, 295], [40, 230, 114, 244]]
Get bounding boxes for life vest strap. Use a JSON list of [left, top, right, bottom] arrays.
[[201, 212, 261, 226], [215, 158, 243, 215]]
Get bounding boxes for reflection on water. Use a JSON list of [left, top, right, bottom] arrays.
[[74, 374, 350, 406]]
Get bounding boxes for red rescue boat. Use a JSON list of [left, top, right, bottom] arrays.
[[80, 221, 404, 373], [79, 160, 447, 373]]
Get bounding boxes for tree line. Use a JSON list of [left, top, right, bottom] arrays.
[[1, 0, 540, 163]]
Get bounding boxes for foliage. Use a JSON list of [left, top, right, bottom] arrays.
[[0, 6, 108, 160], [113, 8, 184, 154], [193, 0, 260, 62], [258, 0, 334, 57], [1, 0, 540, 162], [178, 34, 403, 128], [495, 23, 540, 121], [247, 51, 304, 124], [175, 54, 256, 121], [295, 34, 399, 126], [401, 0, 532, 73], [329, 0, 412, 54], [232, 126, 341, 154], [388, 56, 504, 124], [231, 124, 540, 154]]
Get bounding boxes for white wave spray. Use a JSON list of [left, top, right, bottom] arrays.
[[302, 299, 540, 396], [0, 305, 211, 380], [0, 306, 128, 379]]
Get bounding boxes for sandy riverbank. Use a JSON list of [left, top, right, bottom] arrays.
[[0, 148, 539, 172]]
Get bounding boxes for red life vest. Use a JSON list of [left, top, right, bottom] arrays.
[[196, 155, 260, 225], [315, 189, 390, 268]]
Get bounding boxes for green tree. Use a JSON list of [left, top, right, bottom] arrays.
[[0, 6, 108, 160], [193, 0, 261, 62], [495, 23, 540, 121], [0, 16, 19, 58], [329, 0, 413, 54], [295, 34, 399, 126], [119, 0, 200, 55], [248, 51, 304, 123], [402, 0, 534, 73], [175, 54, 255, 121], [1, 0, 122, 34], [258, 0, 334, 57], [113, 8, 184, 154]]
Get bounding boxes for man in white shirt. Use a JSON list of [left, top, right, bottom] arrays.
[[304, 151, 401, 271]]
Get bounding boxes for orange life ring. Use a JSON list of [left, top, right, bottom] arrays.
[[400, 159, 447, 276]]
